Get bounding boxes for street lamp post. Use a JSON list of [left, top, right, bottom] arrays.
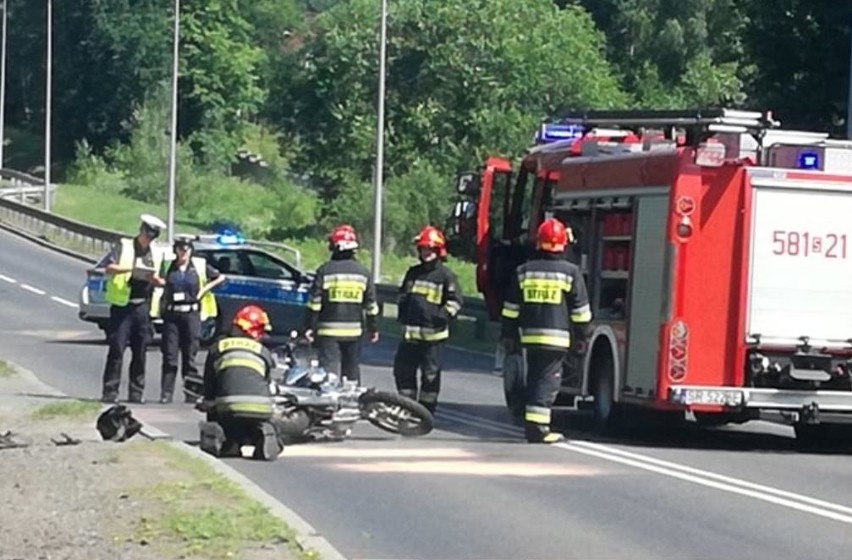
[[44, 0, 52, 211], [370, 0, 388, 283], [166, 0, 180, 244], [0, 1, 8, 168]]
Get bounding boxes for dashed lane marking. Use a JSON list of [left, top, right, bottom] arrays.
[[0, 273, 16, 283], [19, 283, 47, 295], [50, 296, 78, 308]]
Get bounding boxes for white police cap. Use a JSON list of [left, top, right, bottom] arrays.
[[140, 213, 167, 230]]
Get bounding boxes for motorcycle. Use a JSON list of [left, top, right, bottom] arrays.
[[268, 333, 434, 442]]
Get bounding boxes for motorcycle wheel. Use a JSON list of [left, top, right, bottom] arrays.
[[360, 391, 434, 437]]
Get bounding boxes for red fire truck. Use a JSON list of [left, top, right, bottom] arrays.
[[450, 108, 852, 445]]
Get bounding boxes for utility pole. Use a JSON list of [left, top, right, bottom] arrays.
[[370, 0, 388, 283], [44, 0, 52, 211], [166, 0, 180, 244], [0, 1, 8, 168]]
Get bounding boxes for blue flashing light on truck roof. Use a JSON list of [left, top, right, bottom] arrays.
[[535, 122, 585, 145], [798, 151, 820, 170]]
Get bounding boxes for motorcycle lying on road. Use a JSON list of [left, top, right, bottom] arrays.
[[267, 333, 434, 442]]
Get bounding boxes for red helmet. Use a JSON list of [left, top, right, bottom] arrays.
[[328, 224, 359, 252], [414, 226, 447, 258], [536, 218, 571, 253], [233, 305, 272, 340]]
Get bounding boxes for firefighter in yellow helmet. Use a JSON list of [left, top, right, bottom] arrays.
[[393, 226, 463, 413], [500, 218, 592, 443]]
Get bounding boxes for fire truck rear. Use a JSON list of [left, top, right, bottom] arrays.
[[450, 108, 852, 446]]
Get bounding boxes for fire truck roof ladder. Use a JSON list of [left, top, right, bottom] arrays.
[[549, 108, 781, 146]]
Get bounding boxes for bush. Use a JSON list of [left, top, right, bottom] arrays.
[[66, 140, 126, 194]]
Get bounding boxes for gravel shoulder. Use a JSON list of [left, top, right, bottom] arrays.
[[0, 359, 314, 560]]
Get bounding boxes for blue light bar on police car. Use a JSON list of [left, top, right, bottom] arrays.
[[210, 223, 246, 245], [797, 151, 821, 170], [535, 122, 585, 145]]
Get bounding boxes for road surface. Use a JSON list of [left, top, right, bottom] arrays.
[[2, 226, 852, 560]]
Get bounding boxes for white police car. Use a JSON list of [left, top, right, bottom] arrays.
[[78, 230, 314, 342]]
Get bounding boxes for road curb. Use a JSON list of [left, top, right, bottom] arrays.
[[0, 220, 98, 264], [2, 359, 348, 560]]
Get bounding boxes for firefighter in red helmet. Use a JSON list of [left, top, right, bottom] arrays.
[[393, 225, 463, 413], [304, 225, 380, 384], [198, 305, 283, 460], [500, 218, 592, 443]]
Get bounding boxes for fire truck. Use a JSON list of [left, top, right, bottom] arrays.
[[449, 108, 852, 445]]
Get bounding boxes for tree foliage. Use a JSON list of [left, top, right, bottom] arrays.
[[1, 0, 849, 253]]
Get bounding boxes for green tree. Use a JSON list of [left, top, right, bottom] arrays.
[[569, 0, 749, 107], [276, 0, 626, 249], [741, 0, 851, 134]]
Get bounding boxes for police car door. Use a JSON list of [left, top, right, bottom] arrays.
[[216, 249, 310, 336]]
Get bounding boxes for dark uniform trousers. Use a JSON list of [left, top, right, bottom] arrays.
[[524, 347, 567, 439], [102, 301, 152, 400], [316, 337, 362, 383], [160, 310, 201, 400], [393, 340, 444, 410]]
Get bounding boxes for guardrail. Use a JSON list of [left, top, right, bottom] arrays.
[[0, 169, 493, 342]]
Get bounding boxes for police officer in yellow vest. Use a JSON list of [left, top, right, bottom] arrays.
[[100, 214, 167, 404], [153, 235, 225, 404]]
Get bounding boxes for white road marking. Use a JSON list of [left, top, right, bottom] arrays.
[[19, 283, 46, 295], [440, 407, 852, 525], [50, 296, 78, 308], [0, 273, 16, 283], [554, 442, 852, 525]]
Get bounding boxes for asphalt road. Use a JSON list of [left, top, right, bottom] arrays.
[[2, 226, 852, 560]]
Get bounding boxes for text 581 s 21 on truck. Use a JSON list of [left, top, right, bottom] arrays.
[[449, 108, 852, 447]]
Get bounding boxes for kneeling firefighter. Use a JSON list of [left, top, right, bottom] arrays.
[[198, 305, 283, 461]]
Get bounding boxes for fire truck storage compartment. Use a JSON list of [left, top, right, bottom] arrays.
[[624, 195, 670, 396], [593, 202, 634, 320], [747, 175, 852, 345]]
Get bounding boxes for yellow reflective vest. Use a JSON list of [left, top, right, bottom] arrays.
[[104, 238, 163, 316], [151, 257, 218, 321]]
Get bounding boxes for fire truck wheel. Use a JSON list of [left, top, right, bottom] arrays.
[[502, 352, 526, 419], [793, 423, 852, 451], [591, 349, 621, 433]]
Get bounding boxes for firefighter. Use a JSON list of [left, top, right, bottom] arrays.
[[153, 235, 226, 404], [500, 217, 592, 444], [198, 305, 282, 461], [304, 225, 380, 384], [100, 214, 167, 404], [393, 226, 463, 413]]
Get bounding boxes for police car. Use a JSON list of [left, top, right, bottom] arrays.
[[78, 230, 314, 342]]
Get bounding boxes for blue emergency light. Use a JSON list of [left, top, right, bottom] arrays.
[[536, 122, 585, 144], [211, 222, 246, 245], [797, 151, 820, 170]]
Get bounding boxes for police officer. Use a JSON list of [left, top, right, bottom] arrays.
[[393, 226, 463, 413], [198, 305, 282, 461], [304, 225, 380, 384], [100, 214, 167, 404], [500, 217, 592, 443], [154, 236, 226, 404]]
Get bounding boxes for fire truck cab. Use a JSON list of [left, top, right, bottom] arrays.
[[450, 108, 852, 446]]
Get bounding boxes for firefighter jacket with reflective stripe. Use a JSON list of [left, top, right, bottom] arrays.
[[397, 260, 463, 342], [305, 256, 380, 340], [203, 335, 275, 420], [500, 255, 592, 350]]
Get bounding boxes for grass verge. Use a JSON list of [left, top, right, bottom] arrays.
[[51, 183, 479, 293], [0, 360, 15, 378], [30, 400, 103, 420], [124, 442, 319, 560]]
